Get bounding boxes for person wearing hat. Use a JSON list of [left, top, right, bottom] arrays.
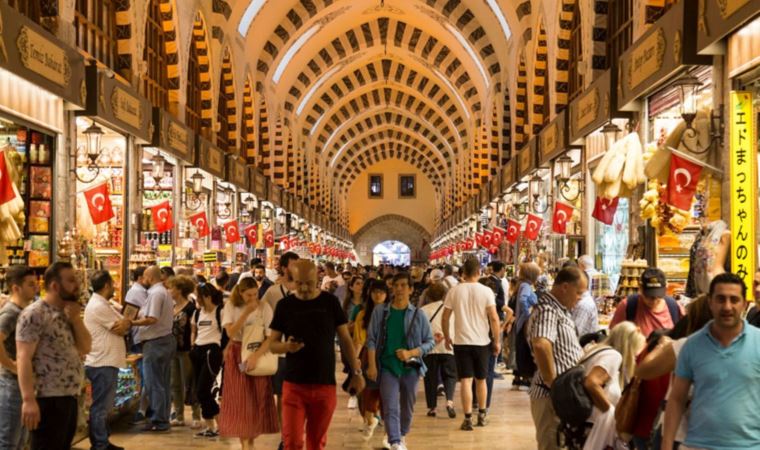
[[609, 268, 684, 339]]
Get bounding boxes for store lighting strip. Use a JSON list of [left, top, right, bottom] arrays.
[[238, 0, 267, 37]]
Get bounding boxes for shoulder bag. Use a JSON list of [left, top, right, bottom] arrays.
[[240, 308, 278, 376], [615, 376, 642, 436]]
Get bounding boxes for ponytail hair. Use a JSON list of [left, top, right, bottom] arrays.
[[197, 282, 223, 308]]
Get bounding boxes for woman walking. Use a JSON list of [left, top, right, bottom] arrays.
[[167, 275, 201, 428], [218, 278, 279, 450], [190, 283, 225, 437], [513, 262, 540, 388]]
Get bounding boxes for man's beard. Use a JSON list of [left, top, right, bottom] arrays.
[[254, 276, 264, 282], [60, 288, 80, 302]]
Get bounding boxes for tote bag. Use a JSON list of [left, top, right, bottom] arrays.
[[240, 309, 278, 376]]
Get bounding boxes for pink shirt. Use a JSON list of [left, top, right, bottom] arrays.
[[609, 297, 684, 338]]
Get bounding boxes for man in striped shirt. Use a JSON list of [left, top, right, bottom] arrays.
[[528, 267, 586, 450]]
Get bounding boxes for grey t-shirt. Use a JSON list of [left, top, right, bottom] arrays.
[[136, 283, 174, 342], [16, 300, 83, 397], [0, 302, 22, 379]]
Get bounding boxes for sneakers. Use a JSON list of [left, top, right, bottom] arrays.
[[477, 412, 488, 427], [390, 444, 408, 450], [383, 436, 391, 449], [446, 405, 456, 419], [170, 419, 185, 427], [195, 429, 219, 438], [130, 411, 146, 425], [426, 408, 436, 417], [362, 416, 379, 440], [460, 418, 474, 431], [437, 385, 445, 397], [190, 420, 202, 429], [347, 396, 358, 409]]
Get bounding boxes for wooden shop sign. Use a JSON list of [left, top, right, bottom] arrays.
[[501, 159, 516, 189], [697, 0, 760, 54], [618, 0, 711, 110], [490, 173, 501, 201], [78, 65, 152, 142], [517, 138, 537, 179], [151, 108, 193, 162], [251, 168, 267, 199], [479, 182, 491, 209], [0, 3, 86, 108], [196, 136, 226, 179], [227, 156, 249, 191], [539, 111, 567, 165]]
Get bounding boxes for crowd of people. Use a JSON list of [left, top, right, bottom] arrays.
[[0, 253, 758, 450]]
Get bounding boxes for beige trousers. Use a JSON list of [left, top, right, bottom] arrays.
[[530, 396, 560, 450]]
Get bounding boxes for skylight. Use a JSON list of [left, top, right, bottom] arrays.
[[273, 25, 320, 84], [445, 22, 490, 89], [486, 0, 511, 42], [297, 65, 341, 115], [238, 0, 267, 37]]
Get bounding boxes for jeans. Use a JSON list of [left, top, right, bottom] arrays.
[[170, 351, 200, 422], [142, 335, 176, 428], [0, 376, 26, 450], [422, 354, 456, 409], [379, 370, 419, 445], [85, 366, 119, 450], [30, 396, 77, 450], [281, 382, 337, 450]]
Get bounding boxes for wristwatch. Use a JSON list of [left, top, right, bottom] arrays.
[[352, 368, 363, 376]]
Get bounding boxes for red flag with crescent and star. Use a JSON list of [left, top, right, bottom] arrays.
[[264, 229, 275, 248], [667, 153, 702, 210], [592, 196, 619, 225], [505, 219, 521, 244], [524, 214, 543, 241], [151, 201, 173, 233], [482, 230, 494, 248], [474, 233, 484, 248], [83, 182, 114, 225], [244, 224, 258, 245], [552, 202, 575, 234], [189, 211, 210, 238], [223, 220, 240, 243], [491, 226, 506, 246]]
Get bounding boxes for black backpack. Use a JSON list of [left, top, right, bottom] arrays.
[[193, 305, 229, 350], [515, 324, 537, 379], [550, 347, 616, 427], [625, 294, 681, 324]]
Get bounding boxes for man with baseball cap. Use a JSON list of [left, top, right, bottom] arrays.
[[609, 267, 684, 338]]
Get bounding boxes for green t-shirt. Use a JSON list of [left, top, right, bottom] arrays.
[[349, 303, 362, 322], [381, 306, 413, 376]]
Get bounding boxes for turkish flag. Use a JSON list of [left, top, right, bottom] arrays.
[[280, 236, 290, 250], [223, 220, 240, 243], [464, 238, 475, 250], [667, 153, 702, 210], [264, 229, 275, 248], [244, 224, 258, 245], [482, 230, 493, 248], [82, 182, 114, 225], [524, 214, 543, 241], [505, 219, 521, 244], [189, 211, 210, 238], [474, 233, 484, 248], [491, 226, 506, 246], [552, 202, 575, 234], [151, 201, 173, 233], [0, 151, 17, 205], [592, 196, 619, 225]]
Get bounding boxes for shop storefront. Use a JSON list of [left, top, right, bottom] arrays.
[[75, 64, 152, 301], [227, 156, 256, 269], [0, 3, 86, 290], [618, 0, 717, 298]]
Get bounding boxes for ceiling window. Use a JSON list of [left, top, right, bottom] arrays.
[[369, 174, 383, 198], [399, 174, 416, 198]]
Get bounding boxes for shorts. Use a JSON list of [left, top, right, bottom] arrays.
[[453, 344, 491, 380], [272, 358, 287, 396]]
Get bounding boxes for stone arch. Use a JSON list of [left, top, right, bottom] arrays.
[[217, 46, 237, 152], [242, 77, 255, 163], [515, 50, 528, 149], [352, 214, 432, 264], [531, 19, 549, 135], [258, 96, 271, 176], [188, 11, 213, 131]]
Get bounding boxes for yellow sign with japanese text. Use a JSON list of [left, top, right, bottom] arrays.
[[729, 91, 756, 300]]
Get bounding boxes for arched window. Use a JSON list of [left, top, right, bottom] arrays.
[[607, 0, 634, 68], [568, 1, 583, 101], [143, 0, 170, 111], [74, 0, 118, 71]]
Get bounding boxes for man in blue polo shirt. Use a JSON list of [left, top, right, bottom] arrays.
[[662, 272, 760, 450]]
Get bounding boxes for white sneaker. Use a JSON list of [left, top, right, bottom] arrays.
[[348, 396, 358, 409], [390, 444, 405, 450], [383, 435, 391, 449], [362, 417, 379, 440]]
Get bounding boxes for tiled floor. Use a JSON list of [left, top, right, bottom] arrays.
[[85, 372, 537, 450]]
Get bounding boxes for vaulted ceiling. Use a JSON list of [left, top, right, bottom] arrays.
[[228, 0, 519, 227]]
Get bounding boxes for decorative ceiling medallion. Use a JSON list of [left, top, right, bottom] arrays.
[[414, 4, 447, 26], [315, 5, 352, 27], [362, 4, 405, 15]]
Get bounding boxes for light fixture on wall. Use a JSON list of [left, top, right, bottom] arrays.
[[261, 203, 274, 229], [506, 187, 528, 219], [184, 170, 205, 211], [75, 121, 104, 183], [151, 153, 166, 186], [602, 122, 621, 151], [555, 154, 583, 202], [216, 185, 232, 219], [672, 74, 724, 154], [529, 173, 549, 214]]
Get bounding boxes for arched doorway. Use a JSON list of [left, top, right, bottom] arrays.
[[373, 241, 411, 266]]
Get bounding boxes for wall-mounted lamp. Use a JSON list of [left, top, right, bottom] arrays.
[[555, 154, 583, 202], [672, 74, 724, 154], [216, 185, 232, 219], [76, 121, 104, 183], [151, 153, 166, 186], [529, 173, 549, 214], [184, 170, 205, 210]]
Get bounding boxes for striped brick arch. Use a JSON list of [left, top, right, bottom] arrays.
[[114, 0, 132, 79], [258, 97, 271, 176], [242, 78, 255, 163], [217, 48, 237, 152], [555, 0, 575, 112], [190, 13, 213, 129], [515, 51, 528, 149], [154, 0, 180, 103], [531, 20, 549, 135]]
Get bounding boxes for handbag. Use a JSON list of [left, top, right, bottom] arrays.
[[402, 307, 423, 370], [240, 309, 278, 376], [614, 377, 642, 436]]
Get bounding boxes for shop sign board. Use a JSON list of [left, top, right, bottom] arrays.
[[539, 111, 568, 165], [490, 173, 502, 200], [617, 0, 712, 111], [517, 139, 537, 179], [78, 65, 152, 142], [227, 156, 249, 191], [151, 108, 193, 163], [252, 168, 267, 199], [0, 3, 86, 108], [501, 160, 516, 189], [729, 91, 757, 300], [479, 183, 491, 209], [697, 0, 760, 54], [196, 136, 226, 180]]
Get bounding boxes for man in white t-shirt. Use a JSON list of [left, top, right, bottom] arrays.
[[442, 257, 501, 431], [320, 262, 345, 293]]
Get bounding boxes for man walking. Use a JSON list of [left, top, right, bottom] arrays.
[[268, 259, 364, 450], [529, 267, 586, 450], [366, 273, 434, 450], [84, 271, 131, 450], [0, 266, 37, 450], [442, 257, 501, 431], [16, 261, 92, 450], [132, 266, 175, 432], [320, 262, 344, 293], [663, 273, 760, 450]]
